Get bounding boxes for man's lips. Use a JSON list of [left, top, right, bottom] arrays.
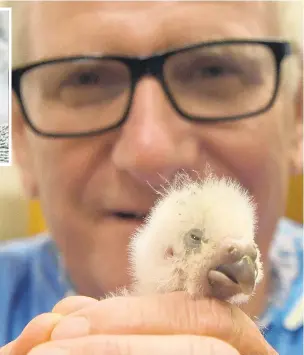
[[108, 211, 149, 220]]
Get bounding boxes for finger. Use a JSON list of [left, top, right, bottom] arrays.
[[0, 297, 99, 355], [28, 335, 240, 355], [52, 296, 99, 315], [8, 313, 63, 355], [0, 340, 15, 355], [51, 292, 277, 355]]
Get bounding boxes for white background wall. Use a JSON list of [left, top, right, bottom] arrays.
[[0, 4, 28, 240], [0, 9, 8, 125]]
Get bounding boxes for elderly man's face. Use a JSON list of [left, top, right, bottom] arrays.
[[13, 1, 302, 297]]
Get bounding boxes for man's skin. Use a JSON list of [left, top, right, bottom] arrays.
[[3, 294, 276, 355], [1, 1, 302, 354]]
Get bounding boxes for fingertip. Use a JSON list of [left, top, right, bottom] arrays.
[[0, 340, 15, 355], [10, 313, 64, 355], [52, 296, 99, 315]]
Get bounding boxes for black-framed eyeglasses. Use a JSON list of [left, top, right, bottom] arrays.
[[12, 39, 292, 138]]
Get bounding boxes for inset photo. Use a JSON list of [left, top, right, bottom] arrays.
[[0, 8, 10, 165]]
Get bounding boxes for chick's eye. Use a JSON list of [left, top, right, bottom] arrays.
[[183, 228, 207, 253], [184, 228, 205, 246], [190, 233, 201, 242]]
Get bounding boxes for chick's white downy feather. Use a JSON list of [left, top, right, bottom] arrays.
[[114, 173, 263, 305]]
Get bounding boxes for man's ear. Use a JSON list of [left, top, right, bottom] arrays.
[[12, 91, 39, 199]]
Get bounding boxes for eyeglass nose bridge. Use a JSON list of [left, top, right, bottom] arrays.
[[130, 54, 166, 85]]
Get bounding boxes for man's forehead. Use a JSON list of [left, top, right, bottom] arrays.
[[29, 1, 274, 28], [27, 1, 278, 59], [30, 1, 271, 13]]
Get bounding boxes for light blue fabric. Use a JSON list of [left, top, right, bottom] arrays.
[[0, 218, 303, 354]]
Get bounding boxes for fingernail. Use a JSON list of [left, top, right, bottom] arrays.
[[51, 316, 90, 340]]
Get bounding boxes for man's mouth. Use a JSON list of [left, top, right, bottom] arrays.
[[113, 211, 148, 220]]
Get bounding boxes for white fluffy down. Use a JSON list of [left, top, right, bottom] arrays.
[[127, 172, 263, 301]]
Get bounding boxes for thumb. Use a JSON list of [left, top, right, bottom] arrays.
[[52, 295, 99, 315], [2, 296, 99, 355], [7, 313, 63, 355], [0, 341, 15, 355]]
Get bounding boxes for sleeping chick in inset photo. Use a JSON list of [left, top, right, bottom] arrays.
[[114, 172, 263, 305]]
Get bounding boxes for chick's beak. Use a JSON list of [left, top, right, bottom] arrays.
[[208, 255, 258, 299], [216, 256, 257, 294]]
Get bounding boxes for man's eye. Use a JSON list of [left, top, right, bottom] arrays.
[[193, 60, 242, 80], [70, 71, 101, 86], [199, 65, 235, 78]]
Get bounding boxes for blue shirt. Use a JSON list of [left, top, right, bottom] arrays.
[[0, 218, 303, 353]]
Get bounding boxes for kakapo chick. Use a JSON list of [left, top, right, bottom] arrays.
[[125, 173, 263, 305]]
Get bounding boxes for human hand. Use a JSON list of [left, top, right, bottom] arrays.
[[0, 293, 277, 355]]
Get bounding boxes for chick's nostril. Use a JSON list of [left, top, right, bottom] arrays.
[[224, 242, 258, 264], [225, 244, 242, 262], [228, 246, 238, 255]]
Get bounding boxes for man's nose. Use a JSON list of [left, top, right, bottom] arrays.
[[111, 77, 198, 186]]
